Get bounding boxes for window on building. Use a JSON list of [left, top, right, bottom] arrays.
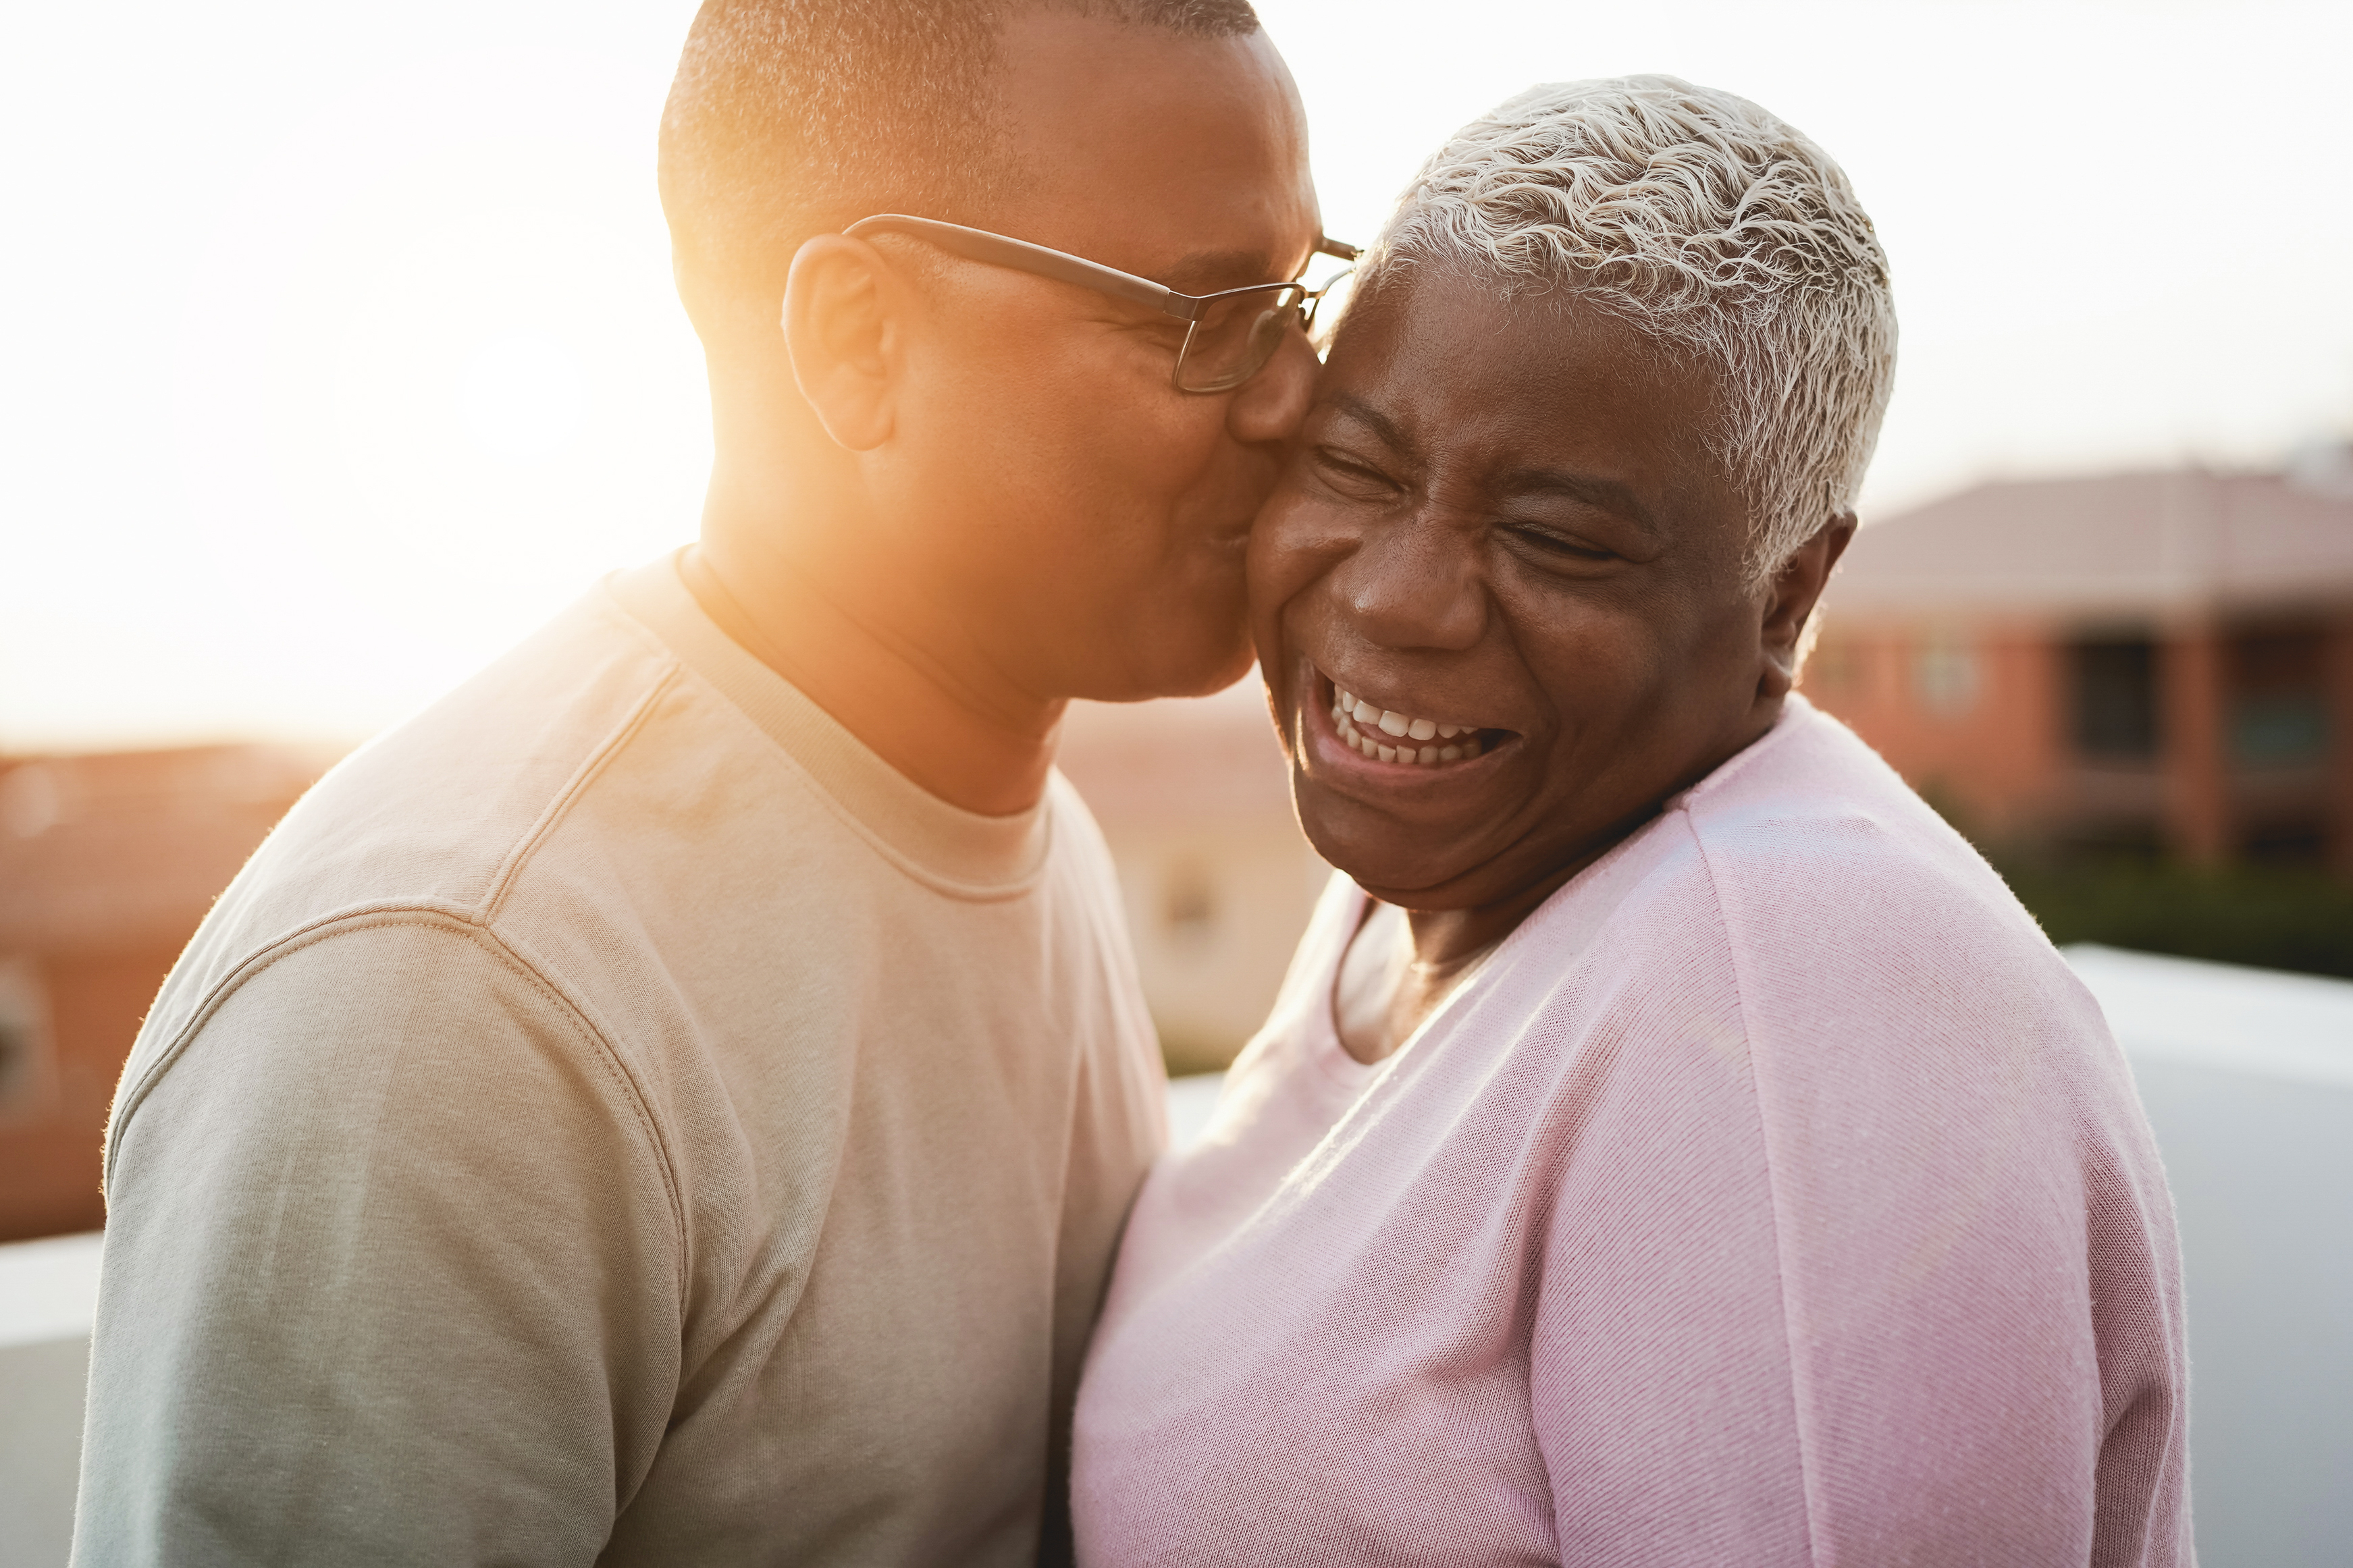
[[2228, 626, 2329, 767], [1160, 861, 1217, 949], [2068, 637, 2160, 760], [1911, 634, 1981, 716]]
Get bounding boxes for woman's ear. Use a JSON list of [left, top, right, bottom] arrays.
[[1758, 511, 1857, 688], [781, 235, 903, 453]]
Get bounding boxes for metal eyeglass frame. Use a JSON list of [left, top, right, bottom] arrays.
[[843, 213, 1361, 394]]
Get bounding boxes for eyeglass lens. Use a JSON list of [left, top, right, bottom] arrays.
[[1174, 285, 1312, 394]]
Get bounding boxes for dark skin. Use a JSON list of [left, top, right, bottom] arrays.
[[681, 11, 1323, 816], [1250, 268, 1854, 1062]]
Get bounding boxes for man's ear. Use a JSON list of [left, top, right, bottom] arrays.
[[1758, 510, 1857, 688], [781, 235, 903, 453]]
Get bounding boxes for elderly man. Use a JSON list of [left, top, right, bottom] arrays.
[[76, 1, 1336, 1563], [1075, 77, 2191, 1566]]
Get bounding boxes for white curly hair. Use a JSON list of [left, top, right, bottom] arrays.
[[1359, 75, 1897, 585]]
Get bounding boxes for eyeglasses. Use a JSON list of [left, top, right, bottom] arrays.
[[843, 213, 1360, 394]]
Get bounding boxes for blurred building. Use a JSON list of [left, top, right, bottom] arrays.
[[0, 745, 336, 1243], [1058, 685, 1327, 1073], [1805, 460, 2353, 873]]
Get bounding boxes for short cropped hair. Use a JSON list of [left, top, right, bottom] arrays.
[[1361, 76, 1897, 583], [659, 0, 1261, 306]]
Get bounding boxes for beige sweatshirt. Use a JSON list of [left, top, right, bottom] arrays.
[[74, 554, 1167, 1567]]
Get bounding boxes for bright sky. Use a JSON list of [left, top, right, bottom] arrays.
[[5, 0, 2349, 750]]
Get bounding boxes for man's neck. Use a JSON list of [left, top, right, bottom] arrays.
[[685, 537, 1065, 818]]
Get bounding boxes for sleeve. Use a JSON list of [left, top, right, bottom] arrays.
[[1525, 952, 1818, 1565], [2080, 1077, 2194, 1567], [1526, 877, 2190, 1565], [73, 915, 684, 1568]]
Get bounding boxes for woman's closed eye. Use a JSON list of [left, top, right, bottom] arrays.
[[1308, 445, 1402, 501], [1502, 520, 1619, 565]]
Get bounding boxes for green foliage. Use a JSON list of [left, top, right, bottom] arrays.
[[1994, 858, 2353, 980]]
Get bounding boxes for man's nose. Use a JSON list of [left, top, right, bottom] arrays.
[[1329, 514, 1486, 653], [1224, 325, 1318, 446]]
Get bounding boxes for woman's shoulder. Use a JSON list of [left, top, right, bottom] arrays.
[[1676, 701, 2036, 938], [1658, 699, 2117, 1079]]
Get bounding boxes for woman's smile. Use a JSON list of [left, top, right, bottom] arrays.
[[1306, 662, 1514, 770], [1281, 653, 1535, 878]]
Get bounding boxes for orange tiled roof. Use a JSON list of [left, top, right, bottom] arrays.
[[1832, 466, 2353, 620]]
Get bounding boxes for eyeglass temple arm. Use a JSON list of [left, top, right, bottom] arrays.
[[847, 214, 1362, 314], [845, 214, 1191, 319]]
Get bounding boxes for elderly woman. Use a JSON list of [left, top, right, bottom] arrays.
[[1072, 78, 2190, 1566]]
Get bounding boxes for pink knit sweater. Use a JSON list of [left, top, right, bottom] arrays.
[[1072, 698, 2190, 1566]]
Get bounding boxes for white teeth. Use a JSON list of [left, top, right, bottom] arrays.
[[1325, 675, 1493, 767]]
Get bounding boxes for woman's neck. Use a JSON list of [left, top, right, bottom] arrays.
[[1333, 845, 1613, 1065], [1334, 901, 1503, 1065]]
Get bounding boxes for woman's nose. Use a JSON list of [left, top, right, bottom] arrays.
[[1328, 514, 1485, 652]]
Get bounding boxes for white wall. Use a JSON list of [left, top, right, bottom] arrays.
[[0, 1232, 100, 1567], [2064, 946, 2353, 1567]]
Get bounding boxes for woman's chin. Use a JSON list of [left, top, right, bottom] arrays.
[[1294, 790, 1499, 908]]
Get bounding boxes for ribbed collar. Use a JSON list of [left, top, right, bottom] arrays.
[[605, 550, 1053, 900]]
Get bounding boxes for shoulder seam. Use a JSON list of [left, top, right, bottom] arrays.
[[1680, 806, 1828, 1567], [103, 906, 689, 1299], [481, 664, 683, 922]]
